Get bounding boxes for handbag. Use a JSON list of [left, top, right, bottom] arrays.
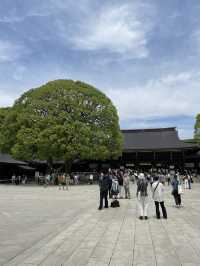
[[178, 185, 183, 194]]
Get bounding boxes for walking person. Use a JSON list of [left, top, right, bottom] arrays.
[[171, 175, 182, 208], [152, 176, 167, 219], [136, 173, 149, 220], [98, 171, 110, 210]]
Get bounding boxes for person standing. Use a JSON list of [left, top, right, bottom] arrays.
[[65, 173, 70, 190], [58, 174, 64, 190], [136, 173, 149, 220], [152, 176, 167, 219], [117, 170, 124, 198], [188, 174, 192, 190], [111, 175, 119, 199], [184, 175, 189, 189], [11, 174, 16, 184], [124, 172, 130, 199], [74, 174, 79, 185], [98, 171, 110, 210], [89, 174, 94, 185], [171, 175, 182, 208], [108, 172, 113, 199], [167, 173, 171, 186]]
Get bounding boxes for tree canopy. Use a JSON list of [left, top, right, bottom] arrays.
[[194, 114, 200, 146], [0, 80, 123, 171]]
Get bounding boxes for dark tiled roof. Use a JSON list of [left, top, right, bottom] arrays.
[[18, 165, 35, 170], [0, 153, 27, 165], [122, 127, 198, 151]]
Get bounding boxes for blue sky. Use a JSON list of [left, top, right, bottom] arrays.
[[0, 0, 200, 139]]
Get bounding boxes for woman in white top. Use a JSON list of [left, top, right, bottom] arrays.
[[136, 173, 149, 220], [152, 176, 167, 219]]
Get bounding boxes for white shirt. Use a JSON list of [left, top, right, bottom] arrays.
[[151, 181, 165, 202]]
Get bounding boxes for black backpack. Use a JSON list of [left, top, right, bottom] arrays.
[[111, 199, 120, 208]]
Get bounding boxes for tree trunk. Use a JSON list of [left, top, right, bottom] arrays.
[[65, 160, 72, 174], [46, 157, 53, 174]]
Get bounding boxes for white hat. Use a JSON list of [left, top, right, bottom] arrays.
[[138, 173, 145, 179]]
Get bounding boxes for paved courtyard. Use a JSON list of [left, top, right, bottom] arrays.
[[0, 183, 200, 266]]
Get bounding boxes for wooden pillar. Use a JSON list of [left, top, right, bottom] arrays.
[[136, 152, 138, 169], [182, 150, 185, 170], [153, 152, 156, 168], [170, 151, 173, 162]]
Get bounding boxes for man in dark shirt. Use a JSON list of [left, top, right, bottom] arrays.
[[98, 171, 110, 210]]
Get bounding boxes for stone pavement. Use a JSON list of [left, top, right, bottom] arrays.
[[0, 184, 200, 266]]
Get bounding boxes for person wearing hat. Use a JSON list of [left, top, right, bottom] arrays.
[[136, 173, 149, 220]]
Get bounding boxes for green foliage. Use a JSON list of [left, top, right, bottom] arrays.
[[0, 107, 16, 153], [0, 80, 123, 169], [194, 114, 200, 146]]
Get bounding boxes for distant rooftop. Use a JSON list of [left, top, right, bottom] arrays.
[[121, 127, 198, 151], [0, 153, 27, 165]]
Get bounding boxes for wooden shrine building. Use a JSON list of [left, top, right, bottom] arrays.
[[121, 127, 199, 171]]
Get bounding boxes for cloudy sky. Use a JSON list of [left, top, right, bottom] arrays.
[[0, 0, 200, 139]]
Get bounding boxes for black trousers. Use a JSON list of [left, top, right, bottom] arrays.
[[99, 190, 108, 209], [173, 190, 181, 206], [155, 201, 167, 219]]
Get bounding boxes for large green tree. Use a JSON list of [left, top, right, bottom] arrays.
[[0, 80, 123, 172]]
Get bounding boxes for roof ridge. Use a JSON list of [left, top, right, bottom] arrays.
[[121, 127, 176, 133]]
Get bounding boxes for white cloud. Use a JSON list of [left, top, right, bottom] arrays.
[[106, 71, 200, 121], [0, 10, 52, 24], [13, 65, 27, 81], [0, 40, 28, 63], [0, 89, 18, 107], [68, 2, 155, 59]]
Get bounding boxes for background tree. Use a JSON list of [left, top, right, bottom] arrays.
[[194, 114, 200, 145], [0, 80, 123, 172], [0, 107, 14, 152]]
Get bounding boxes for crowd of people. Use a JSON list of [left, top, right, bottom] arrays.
[[11, 174, 27, 185], [98, 168, 195, 220], [34, 172, 96, 186], [11, 167, 195, 220]]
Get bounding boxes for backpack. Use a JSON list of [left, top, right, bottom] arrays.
[[138, 179, 148, 197], [111, 199, 120, 208], [111, 180, 119, 195]]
